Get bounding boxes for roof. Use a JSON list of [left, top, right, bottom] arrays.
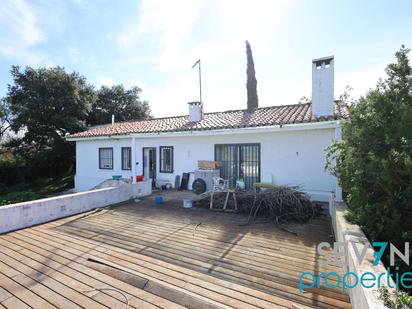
[[68, 102, 348, 138]]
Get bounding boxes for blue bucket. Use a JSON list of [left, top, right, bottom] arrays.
[[183, 197, 192, 208], [154, 196, 163, 205]]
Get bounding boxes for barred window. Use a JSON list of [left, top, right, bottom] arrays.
[[99, 148, 113, 169], [160, 146, 173, 173], [121, 147, 132, 170]]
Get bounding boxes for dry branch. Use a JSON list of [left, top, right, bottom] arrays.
[[195, 187, 316, 224]]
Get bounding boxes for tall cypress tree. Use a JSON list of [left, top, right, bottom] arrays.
[[246, 40, 258, 110]]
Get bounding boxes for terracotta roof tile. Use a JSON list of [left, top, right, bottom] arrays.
[[68, 102, 349, 138]]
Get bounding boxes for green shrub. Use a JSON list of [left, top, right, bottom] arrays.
[[22, 143, 75, 180], [0, 153, 25, 185], [326, 46, 412, 283], [379, 287, 412, 309], [0, 191, 43, 206], [0, 153, 24, 168]]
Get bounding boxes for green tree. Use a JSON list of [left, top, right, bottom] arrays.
[[326, 46, 412, 278], [0, 97, 11, 142], [245, 40, 258, 110], [6, 66, 95, 177], [87, 85, 151, 126], [7, 66, 95, 146]]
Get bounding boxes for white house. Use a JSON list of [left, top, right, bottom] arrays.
[[67, 56, 347, 202]]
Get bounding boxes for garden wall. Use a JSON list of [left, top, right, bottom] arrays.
[[329, 200, 394, 309], [0, 180, 151, 234]]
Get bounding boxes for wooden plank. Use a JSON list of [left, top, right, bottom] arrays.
[[52, 221, 348, 308], [56, 218, 339, 281], [12, 273, 82, 309], [85, 258, 222, 309], [1, 296, 31, 309], [108, 203, 332, 241], [54, 220, 348, 303], [56, 216, 342, 286], [103, 208, 335, 262], [0, 237, 180, 309], [72, 214, 340, 272], [0, 234, 218, 309], [0, 259, 82, 309], [0, 272, 54, 309], [0, 247, 111, 309], [93, 208, 327, 248], [29, 223, 344, 306], [43, 205, 328, 253], [0, 252, 84, 309], [85, 258, 149, 289], [73, 213, 328, 263], [143, 280, 221, 309], [21, 228, 295, 309], [43, 215, 350, 306], [79, 254, 283, 309], [0, 288, 12, 303], [0, 201, 351, 309], [98, 209, 326, 251], [5, 233, 235, 308], [78, 207, 332, 264]]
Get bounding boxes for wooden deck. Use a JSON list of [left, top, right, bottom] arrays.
[[0, 191, 351, 308]]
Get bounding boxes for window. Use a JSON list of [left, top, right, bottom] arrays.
[[215, 143, 260, 189], [121, 147, 132, 170], [159, 146, 173, 173], [99, 148, 113, 169]]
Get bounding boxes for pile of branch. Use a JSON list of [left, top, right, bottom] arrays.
[[196, 187, 316, 224]]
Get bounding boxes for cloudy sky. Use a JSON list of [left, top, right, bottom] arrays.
[[1, 0, 411, 117]]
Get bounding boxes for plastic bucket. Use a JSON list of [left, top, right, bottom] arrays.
[[183, 197, 193, 208], [136, 175, 144, 182], [154, 196, 163, 205]]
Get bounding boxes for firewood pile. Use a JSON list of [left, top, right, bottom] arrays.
[[195, 186, 317, 224]]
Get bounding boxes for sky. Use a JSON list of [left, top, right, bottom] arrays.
[[1, 0, 412, 118]]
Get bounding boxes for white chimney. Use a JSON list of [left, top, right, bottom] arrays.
[[312, 56, 334, 117], [188, 101, 203, 122]]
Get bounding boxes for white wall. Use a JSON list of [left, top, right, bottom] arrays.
[[74, 127, 339, 200], [135, 129, 337, 194], [75, 139, 134, 191], [0, 187, 131, 234]]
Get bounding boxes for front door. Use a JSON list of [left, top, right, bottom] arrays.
[[215, 143, 260, 189], [143, 147, 156, 187]]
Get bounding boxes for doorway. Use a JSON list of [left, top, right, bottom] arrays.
[[215, 143, 260, 189], [143, 147, 156, 188]]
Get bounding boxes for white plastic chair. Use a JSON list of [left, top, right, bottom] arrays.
[[212, 176, 229, 192], [210, 177, 237, 211]]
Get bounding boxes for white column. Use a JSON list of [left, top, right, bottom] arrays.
[[131, 137, 136, 183], [334, 125, 343, 201]]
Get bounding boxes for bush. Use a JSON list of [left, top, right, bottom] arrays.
[[0, 152, 25, 185], [379, 287, 412, 309], [0, 182, 28, 196], [326, 46, 412, 282], [0, 190, 43, 206], [22, 144, 74, 180]]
